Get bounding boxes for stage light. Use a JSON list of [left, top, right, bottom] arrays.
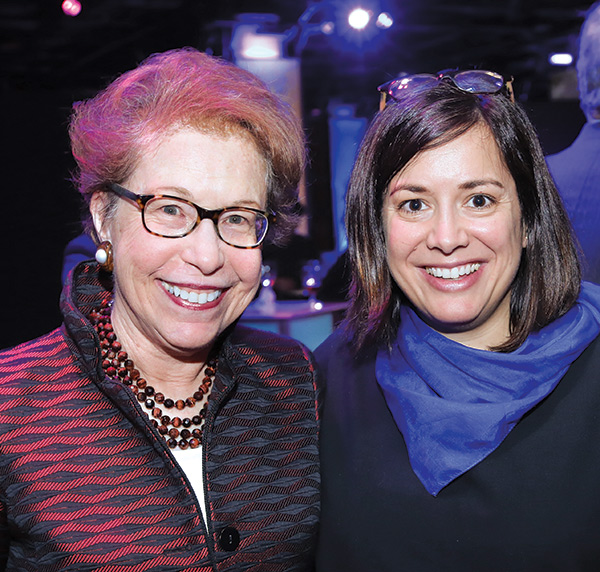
[[239, 33, 284, 59], [348, 8, 371, 30], [376, 12, 393, 29], [62, 0, 81, 17], [549, 53, 574, 66]]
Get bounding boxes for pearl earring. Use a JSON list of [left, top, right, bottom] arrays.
[[95, 240, 114, 272]]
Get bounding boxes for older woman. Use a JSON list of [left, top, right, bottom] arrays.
[[0, 48, 319, 571], [316, 71, 600, 570]]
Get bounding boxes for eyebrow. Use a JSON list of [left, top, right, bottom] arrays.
[[391, 179, 505, 194], [460, 179, 505, 190], [153, 187, 265, 209]]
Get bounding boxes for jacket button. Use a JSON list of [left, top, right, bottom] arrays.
[[219, 526, 240, 551]]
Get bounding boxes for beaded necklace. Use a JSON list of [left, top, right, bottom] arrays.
[[89, 297, 216, 450]]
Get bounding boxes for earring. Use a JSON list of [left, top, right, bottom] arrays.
[[95, 240, 114, 272]]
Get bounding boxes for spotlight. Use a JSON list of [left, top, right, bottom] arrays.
[[62, 0, 82, 16], [348, 8, 371, 31], [376, 12, 393, 29], [549, 53, 574, 66]]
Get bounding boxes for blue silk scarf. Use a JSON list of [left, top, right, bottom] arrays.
[[375, 282, 600, 496]]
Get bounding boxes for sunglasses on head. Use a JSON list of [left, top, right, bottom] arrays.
[[377, 69, 515, 111]]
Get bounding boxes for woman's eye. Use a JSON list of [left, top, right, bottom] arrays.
[[399, 198, 426, 213], [468, 194, 494, 208], [225, 214, 248, 225], [161, 204, 182, 216]]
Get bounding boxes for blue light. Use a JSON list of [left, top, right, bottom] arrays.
[[376, 12, 393, 29], [348, 8, 371, 30], [549, 52, 574, 66]]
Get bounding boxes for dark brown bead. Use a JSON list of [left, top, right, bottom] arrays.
[[192, 428, 202, 438], [137, 378, 147, 389], [101, 359, 111, 369], [155, 393, 164, 404], [111, 341, 121, 351], [130, 369, 140, 381], [189, 438, 199, 449], [152, 407, 162, 418], [172, 417, 182, 428], [117, 367, 127, 378], [192, 415, 202, 425], [167, 438, 178, 449], [124, 359, 134, 370], [106, 332, 116, 342], [145, 386, 155, 396], [117, 350, 128, 361], [181, 429, 191, 440], [164, 399, 174, 409], [178, 439, 189, 450], [104, 323, 113, 332], [185, 398, 196, 408], [182, 417, 192, 428], [158, 425, 168, 435], [144, 399, 154, 409], [161, 415, 171, 425], [106, 366, 117, 377], [205, 367, 215, 376], [175, 400, 185, 410], [137, 392, 146, 402], [193, 391, 204, 400], [168, 428, 179, 438]]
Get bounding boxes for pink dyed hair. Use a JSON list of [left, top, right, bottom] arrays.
[[69, 47, 306, 244]]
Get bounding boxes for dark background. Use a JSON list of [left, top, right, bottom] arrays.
[[1, 0, 589, 349]]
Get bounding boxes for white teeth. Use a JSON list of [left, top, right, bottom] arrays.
[[426, 263, 481, 280], [161, 281, 222, 305]]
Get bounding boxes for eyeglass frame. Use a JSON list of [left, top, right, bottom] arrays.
[[377, 69, 515, 111], [108, 182, 276, 249]]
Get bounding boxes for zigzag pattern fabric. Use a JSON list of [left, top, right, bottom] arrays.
[[0, 263, 320, 571]]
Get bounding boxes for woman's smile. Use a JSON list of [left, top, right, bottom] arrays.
[[425, 263, 481, 280], [161, 280, 223, 306]]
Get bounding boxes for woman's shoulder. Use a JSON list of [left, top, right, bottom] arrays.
[[314, 325, 375, 371], [227, 324, 316, 368], [0, 327, 67, 367], [0, 327, 73, 394]]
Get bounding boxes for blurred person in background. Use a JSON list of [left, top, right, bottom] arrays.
[[547, 1, 600, 283]]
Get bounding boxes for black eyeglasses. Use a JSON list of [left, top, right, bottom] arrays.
[[109, 183, 275, 249], [377, 70, 514, 111]]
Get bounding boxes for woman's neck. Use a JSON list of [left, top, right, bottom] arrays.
[[109, 303, 214, 401]]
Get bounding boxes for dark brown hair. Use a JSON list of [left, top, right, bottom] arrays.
[[344, 80, 581, 352]]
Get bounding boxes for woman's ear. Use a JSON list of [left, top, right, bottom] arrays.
[[90, 192, 112, 242]]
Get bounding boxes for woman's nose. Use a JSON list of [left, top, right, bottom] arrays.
[[425, 208, 469, 254], [181, 219, 226, 273]]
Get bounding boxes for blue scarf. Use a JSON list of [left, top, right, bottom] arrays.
[[375, 282, 600, 496]]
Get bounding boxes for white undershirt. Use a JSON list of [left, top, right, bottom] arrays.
[[171, 446, 207, 523]]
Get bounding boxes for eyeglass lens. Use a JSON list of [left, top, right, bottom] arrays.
[[143, 197, 268, 246], [382, 70, 505, 102], [450, 70, 504, 93]]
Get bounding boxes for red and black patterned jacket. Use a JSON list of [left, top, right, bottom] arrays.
[[0, 263, 320, 571]]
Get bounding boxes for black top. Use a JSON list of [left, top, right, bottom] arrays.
[[316, 327, 600, 571]]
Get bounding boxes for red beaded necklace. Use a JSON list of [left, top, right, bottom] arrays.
[[89, 297, 216, 450]]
